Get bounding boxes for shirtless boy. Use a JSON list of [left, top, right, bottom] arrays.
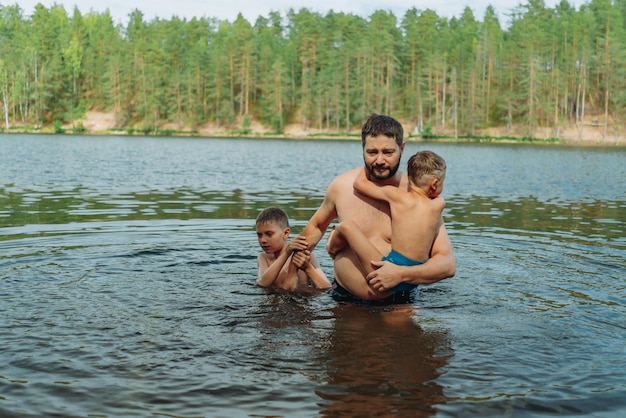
[[256, 207, 331, 291]]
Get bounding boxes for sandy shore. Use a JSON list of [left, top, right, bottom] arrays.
[[76, 111, 331, 139], [59, 111, 626, 146]]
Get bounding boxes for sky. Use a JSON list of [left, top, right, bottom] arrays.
[[14, 0, 567, 25]]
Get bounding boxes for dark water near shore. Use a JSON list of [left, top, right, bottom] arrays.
[[1, 134, 625, 417]]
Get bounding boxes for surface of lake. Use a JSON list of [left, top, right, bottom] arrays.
[[1, 134, 625, 417]]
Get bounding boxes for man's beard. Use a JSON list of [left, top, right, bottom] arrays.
[[365, 160, 401, 181]]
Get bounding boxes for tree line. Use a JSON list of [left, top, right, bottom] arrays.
[[1, 0, 625, 139]]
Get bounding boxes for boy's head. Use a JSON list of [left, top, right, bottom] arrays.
[[256, 207, 289, 229], [256, 207, 290, 253], [407, 150, 446, 197]]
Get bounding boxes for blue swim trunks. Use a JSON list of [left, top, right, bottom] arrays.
[[382, 249, 426, 292]]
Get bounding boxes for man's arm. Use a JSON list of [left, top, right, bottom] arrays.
[[299, 194, 337, 252], [367, 223, 455, 289]]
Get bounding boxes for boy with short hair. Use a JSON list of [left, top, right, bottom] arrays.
[[256, 207, 331, 291], [327, 150, 446, 294]]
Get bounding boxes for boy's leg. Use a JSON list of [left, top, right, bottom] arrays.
[[326, 226, 346, 259], [334, 220, 383, 276]]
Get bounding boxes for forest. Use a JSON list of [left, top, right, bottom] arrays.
[[0, 0, 625, 141]]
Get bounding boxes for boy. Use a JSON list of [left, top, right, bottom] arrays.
[[256, 207, 331, 291], [327, 150, 446, 294]]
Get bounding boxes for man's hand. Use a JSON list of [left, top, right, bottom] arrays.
[[367, 260, 401, 291]]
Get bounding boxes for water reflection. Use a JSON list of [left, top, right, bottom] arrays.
[[315, 305, 452, 417], [3, 187, 625, 247], [0, 187, 323, 236], [447, 194, 625, 242]]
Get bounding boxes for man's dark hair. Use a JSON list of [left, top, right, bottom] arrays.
[[361, 113, 404, 147]]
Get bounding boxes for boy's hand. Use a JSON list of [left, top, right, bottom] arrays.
[[291, 250, 311, 270]]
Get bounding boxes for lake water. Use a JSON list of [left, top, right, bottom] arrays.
[[1, 134, 625, 417]]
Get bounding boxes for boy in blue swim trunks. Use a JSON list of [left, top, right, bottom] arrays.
[[327, 150, 446, 294]]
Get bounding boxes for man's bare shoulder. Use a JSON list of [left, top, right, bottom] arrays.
[[334, 167, 362, 182], [327, 167, 362, 192]]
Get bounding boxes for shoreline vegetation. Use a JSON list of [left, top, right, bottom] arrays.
[[3, 111, 624, 147], [2, 3, 626, 148]]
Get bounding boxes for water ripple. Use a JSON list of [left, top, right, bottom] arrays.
[[1, 137, 625, 416]]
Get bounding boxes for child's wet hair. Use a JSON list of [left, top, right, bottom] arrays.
[[256, 207, 289, 229], [407, 150, 446, 187]]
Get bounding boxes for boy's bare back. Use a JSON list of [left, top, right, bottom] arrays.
[[387, 189, 444, 262], [353, 167, 445, 262]]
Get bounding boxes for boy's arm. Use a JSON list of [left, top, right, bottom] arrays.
[[257, 235, 310, 289], [256, 249, 293, 288], [293, 251, 331, 289], [306, 265, 331, 289], [433, 196, 446, 212], [281, 260, 301, 292], [353, 168, 400, 203]]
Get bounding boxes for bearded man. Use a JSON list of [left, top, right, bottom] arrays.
[[300, 114, 455, 303]]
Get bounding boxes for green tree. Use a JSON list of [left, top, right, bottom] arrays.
[[589, 0, 626, 140], [286, 8, 324, 130], [82, 11, 120, 111], [231, 14, 255, 119], [362, 10, 402, 115], [449, 7, 480, 135], [210, 20, 236, 127], [254, 12, 290, 131], [477, 6, 503, 129], [30, 4, 71, 124], [63, 17, 84, 124], [508, 0, 555, 136]]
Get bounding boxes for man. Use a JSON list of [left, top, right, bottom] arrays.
[[299, 114, 455, 302]]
